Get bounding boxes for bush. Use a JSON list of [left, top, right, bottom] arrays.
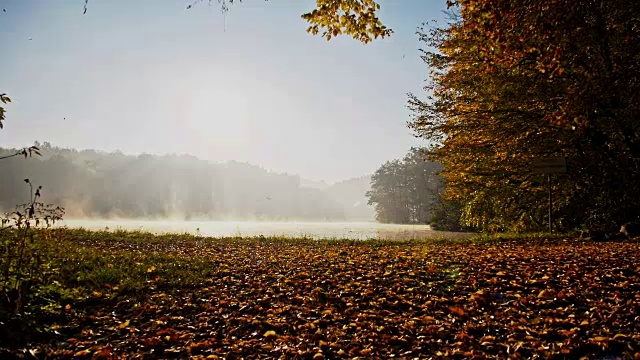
[[0, 179, 64, 346], [429, 199, 473, 232]]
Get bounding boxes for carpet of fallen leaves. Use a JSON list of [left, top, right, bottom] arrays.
[[38, 232, 640, 359]]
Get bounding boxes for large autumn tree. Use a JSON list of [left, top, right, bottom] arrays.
[[409, 0, 640, 231]]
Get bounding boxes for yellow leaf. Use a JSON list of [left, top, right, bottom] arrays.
[[119, 320, 130, 329]]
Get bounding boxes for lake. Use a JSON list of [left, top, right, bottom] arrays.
[[59, 219, 472, 240]]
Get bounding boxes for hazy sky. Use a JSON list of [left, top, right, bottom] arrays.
[[0, 0, 446, 183]]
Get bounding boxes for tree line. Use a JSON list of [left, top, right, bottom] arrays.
[[0, 142, 372, 221]]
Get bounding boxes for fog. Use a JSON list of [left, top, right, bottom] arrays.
[[0, 1, 449, 237], [0, 0, 442, 183], [58, 219, 472, 240], [0, 143, 375, 222]]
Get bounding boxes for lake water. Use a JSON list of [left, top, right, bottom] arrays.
[[59, 219, 472, 240]]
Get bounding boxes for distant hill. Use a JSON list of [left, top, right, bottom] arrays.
[[0, 143, 374, 222]]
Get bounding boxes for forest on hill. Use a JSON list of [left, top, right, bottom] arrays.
[[0, 142, 374, 221]]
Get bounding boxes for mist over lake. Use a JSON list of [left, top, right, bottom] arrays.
[[59, 219, 469, 240], [0, 144, 377, 223]]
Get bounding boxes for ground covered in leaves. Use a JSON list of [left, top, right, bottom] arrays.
[[4, 230, 640, 359]]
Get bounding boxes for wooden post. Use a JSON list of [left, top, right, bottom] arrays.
[[532, 157, 565, 233]]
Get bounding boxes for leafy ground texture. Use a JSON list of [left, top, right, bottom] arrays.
[[3, 229, 640, 359]]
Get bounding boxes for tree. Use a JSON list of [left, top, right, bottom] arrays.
[[366, 148, 443, 224], [299, 0, 391, 43], [183, 0, 390, 43], [409, 0, 640, 231], [0, 93, 11, 130]]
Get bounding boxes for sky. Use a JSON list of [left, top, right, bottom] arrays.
[[0, 0, 447, 183]]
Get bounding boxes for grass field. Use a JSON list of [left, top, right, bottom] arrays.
[[1, 229, 639, 359]]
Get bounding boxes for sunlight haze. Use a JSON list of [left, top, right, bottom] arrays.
[[0, 0, 446, 182]]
